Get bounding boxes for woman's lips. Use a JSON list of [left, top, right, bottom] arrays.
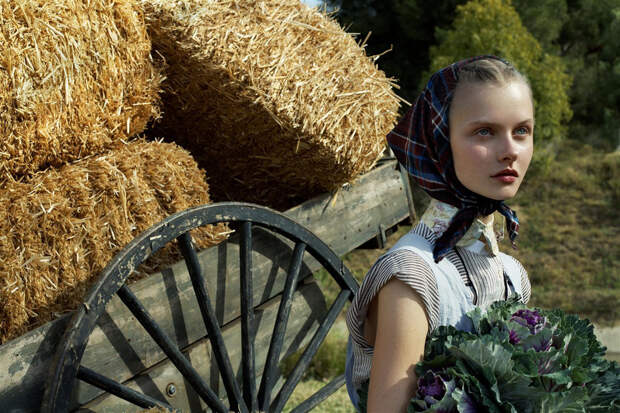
[[493, 175, 517, 183], [492, 169, 518, 183]]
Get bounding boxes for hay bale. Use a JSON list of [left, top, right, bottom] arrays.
[[0, 0, 162, 183], [142, 0, 402, 210], [0, 140, 229, 344]]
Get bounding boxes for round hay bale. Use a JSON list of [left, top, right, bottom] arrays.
[[0, 0, 163, 184], [142, 0, 402, 210], [0, 140, 228, 344]]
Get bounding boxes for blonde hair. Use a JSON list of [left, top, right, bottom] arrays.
[[455, 58, 533, 105]]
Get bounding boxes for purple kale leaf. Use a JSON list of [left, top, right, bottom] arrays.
[[418, 370, 446, 400], [509, 329, 521, 345], [511, 309, 547, 335], [409, 370, 459, 412]]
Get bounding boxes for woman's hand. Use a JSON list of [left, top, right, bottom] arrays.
[[365, 278, 429, 413]]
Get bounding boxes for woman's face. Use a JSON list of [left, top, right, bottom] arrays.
[[449, 80, 534, 201]]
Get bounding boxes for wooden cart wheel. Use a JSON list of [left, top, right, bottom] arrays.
[[41, 202, 359, 413]]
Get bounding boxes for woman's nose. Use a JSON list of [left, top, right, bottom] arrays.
[[498, 133, 519, 162]]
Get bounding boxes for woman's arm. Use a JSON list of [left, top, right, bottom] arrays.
[[365, 278, 429, 413]]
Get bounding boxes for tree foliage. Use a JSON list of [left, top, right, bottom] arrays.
[[512, 0, 620, 149], [327, 0, 467, 106], [559, 0, 620, 149], [511, 0, 569, 52], [427, 0, 573, 145], [329, 0, 618, 149]]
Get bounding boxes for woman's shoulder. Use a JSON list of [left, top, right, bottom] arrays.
[[497, 251, 528, 276], [347, 234, 442, 343], [356, 224, 441, 294], [369, 247, 431, 278], [384, 223, 437, 255]]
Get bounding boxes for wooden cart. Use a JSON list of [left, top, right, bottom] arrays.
[[0, 159, 413, 412]]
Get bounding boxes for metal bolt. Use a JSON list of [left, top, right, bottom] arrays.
[[166, 383, 176, 397]]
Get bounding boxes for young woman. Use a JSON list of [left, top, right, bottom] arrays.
[[345, 55, 534, 412]]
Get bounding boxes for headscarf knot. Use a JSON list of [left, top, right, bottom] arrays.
[[387, 55, 520, 262]]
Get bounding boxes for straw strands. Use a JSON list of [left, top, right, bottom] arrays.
[[0, 0, 162, 184], [0, 140, 229, 343], [142, 0, 402, 209]]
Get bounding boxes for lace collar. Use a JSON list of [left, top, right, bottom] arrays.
[[420, 199, 504, 256]]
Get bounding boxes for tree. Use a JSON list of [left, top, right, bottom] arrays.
[[558, 0, 620, 149], [511, 0, 620, 149], [511, 0, 569, 53], [330, 0, 618, 149], [327, 0, 467, 107], [427, 0, 573, 146]]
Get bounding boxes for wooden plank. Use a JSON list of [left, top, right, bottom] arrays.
[[0, 160, 408, 412], [0, 314, 71, 413], [1, 229, 305, 413], [284, 160, 409, 256], [72, 230, 322, 407], [77, 282, 324, 412]]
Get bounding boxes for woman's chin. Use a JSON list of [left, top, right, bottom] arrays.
[[479, 187, 520, 201], [465, 183, 520, 201], [490, 191, 518, 201]]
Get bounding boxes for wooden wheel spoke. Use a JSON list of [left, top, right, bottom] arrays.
[[270, 290, 351, 412], [116, 285, 228, 413], [289, 374, 346, 413], [239, 221, 257, 411], [77, 366, 173, 410], [177, 232, 249, 413], [42, 203, 361, 413], [258, 241, 306, 410]]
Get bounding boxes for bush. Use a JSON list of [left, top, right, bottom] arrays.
[[426, 0, 573, 147]]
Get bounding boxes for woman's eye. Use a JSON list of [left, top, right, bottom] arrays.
[[515, 126, 529, 135], [476, 128, 491, 136]]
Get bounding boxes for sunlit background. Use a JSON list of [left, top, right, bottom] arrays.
[[301, 0, 323, 8]]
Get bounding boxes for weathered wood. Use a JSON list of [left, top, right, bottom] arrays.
[[284, 160, 409, 256], [0, 160, 408, 412], [72, 230, 317, 407], [386, 148, 416, 223], [77, 282, 324, 412], [0, 231, 301, 413], [397, 164, 417, 223], [0, 314, 71, 413]]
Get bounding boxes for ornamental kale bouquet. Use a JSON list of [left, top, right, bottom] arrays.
[[358, 296, 619, 412]]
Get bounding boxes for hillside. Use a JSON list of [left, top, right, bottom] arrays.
[[502, 141, 619, 326]]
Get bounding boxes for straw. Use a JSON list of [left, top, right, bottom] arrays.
[[0, 0, 163, 185], [142, 0, 403, 210], [0, 139, 228, 343]]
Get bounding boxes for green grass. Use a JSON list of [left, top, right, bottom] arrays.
[[281, 318, 349, 382], [280, 319, 354, 412], [501, 141, 619, 326], [284, 378, 353, 413]]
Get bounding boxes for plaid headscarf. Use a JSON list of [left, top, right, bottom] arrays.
[[387, 55, 520, 262]]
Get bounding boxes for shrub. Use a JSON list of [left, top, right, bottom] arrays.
[[426, 0, 573, 147]]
